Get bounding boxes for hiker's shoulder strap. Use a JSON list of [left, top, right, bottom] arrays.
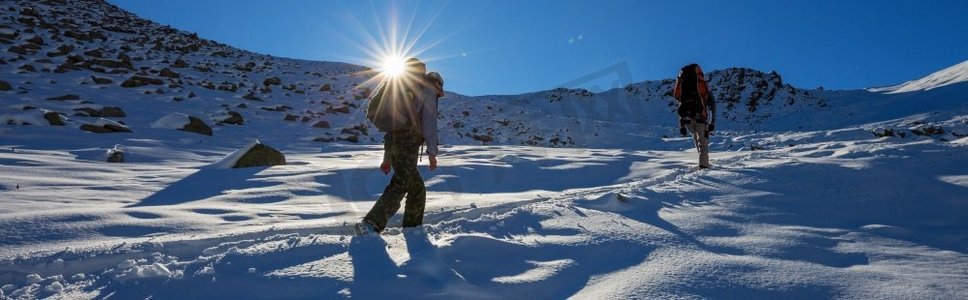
[[695, 65, 710, 103]]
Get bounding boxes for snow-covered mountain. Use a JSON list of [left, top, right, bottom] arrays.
[[1, 1, 966, 299], [869, 59, 968, 94]]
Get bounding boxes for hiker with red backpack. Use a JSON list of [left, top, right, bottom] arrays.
[[356, 58, 444, 235], [674, 63, 717, 169]]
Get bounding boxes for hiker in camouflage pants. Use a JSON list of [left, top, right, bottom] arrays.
[[357, 59, 443, 234], [363, 131, 426, 230]]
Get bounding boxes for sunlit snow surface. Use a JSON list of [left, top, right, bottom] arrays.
[[1, 122, 966, 298]]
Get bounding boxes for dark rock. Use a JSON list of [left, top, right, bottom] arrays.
[[472, 134, 494, 143], [46, 44, 73, 57], [121, 76, 163, 88], [339, 135, 360, 143], [242, 92, 262, 101], [263, 76, 281, 86], [107, 150, 124, 163], [8, 45, 30, 55], [172, 58, 189, 68], [181, 116, 212, 136], [312, 120, 331, 128], [218, 111, 244, 125], [284, 114, 298, 121], [233, 143, 285, 168], [871, 128, 895, 138], [911, 125, 944, 136], [18, 64, 36, 72], [46, 94, 80, 101], [100, 106, 126, 117], [319, 83, 332, 92], [43, 111, 65, 126], [326, 105, 350, 114], [91, 76, 112, 84], [25, 36, 44, 45], [83, 49, 104, 58], [159, 68, 180, 78], [80, 123, 131, 133], [0, 80, 11, 91], [313, 137, 334, 142], [88, 59, 133, 70], [73, 107, 98, 117]]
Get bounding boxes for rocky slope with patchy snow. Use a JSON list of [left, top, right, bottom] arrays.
[[7, 0, 955, 151]]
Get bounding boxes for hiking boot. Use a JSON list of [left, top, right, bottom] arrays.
[[354, 220, 379, 236]]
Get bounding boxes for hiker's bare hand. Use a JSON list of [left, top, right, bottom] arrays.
[[428, 155, 437, 171], [380, 161, 391, 175]]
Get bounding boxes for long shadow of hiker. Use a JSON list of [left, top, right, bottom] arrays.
[[129, 167, 269, 207], [348, 235, 398, 296]]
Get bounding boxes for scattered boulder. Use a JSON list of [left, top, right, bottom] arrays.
[[151, 113, 213, 135], [18, 64, 36, 72], [319, 83, 332, 92], [263, 76, 281, 86], [171, 58, 189, 68], [106, 145, 124, 163], [312, 120, 331, 128], [100, 106, 126, 117], [182, 116, 213, 136], [871, 128, 895, 138], [472, 134, 494, 143], [8, 45, 31, 55], [46, 44, 73, 57], [339, 135, 360, 143], [42, 110, 65, 126], [217, 111, 244, 125], [0, 80, 11, 91], [242, 92, 262, 101], [80, 119, 131, 133], [911, 125, 944, 136], [91, 76, 113, 84], [46, 94, 80, 101], [121, 76, 164, 88], [83, 49, 104, 58], [326, 105, 350, 114], [159, 68, 180, 78], [88, 59, 133, 70], [74, 106, 126, 118], [284, 114, 298, 121], [233, 143, 286, 168]]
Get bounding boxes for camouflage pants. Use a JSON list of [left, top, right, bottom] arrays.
[[686, 120, 711, 167], [363, 132, 426, 231]]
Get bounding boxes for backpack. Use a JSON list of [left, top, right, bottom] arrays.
[[366, 77, 422, 133], [674, 64, 710, 120]]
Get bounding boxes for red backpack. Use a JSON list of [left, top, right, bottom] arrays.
[[674, 64, 710, 120]]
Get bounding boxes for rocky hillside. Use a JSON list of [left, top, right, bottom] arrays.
[[1, 0, 377, 146], [3, 0, 957, 151]]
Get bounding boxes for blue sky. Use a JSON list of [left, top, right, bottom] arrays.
[[108, 0, 968, 96]]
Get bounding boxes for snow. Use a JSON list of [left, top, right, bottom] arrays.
[[208, 140, 260, 169], [869, 59, 968, 94], [0, 109, 51, 126], [0, 0, 966, 298], [150, 112, 192, 130]]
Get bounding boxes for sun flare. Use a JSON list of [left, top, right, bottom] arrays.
[[381, 55, 407, 77]]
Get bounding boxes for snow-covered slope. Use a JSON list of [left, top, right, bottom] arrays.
[[1, 1, 967, 299], [869, 59, 968, 94]]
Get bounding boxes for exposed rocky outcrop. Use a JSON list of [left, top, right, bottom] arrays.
[[233, 143, 285, 168]]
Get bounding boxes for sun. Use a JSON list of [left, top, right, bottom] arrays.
[[381, 55, 407, 77]]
